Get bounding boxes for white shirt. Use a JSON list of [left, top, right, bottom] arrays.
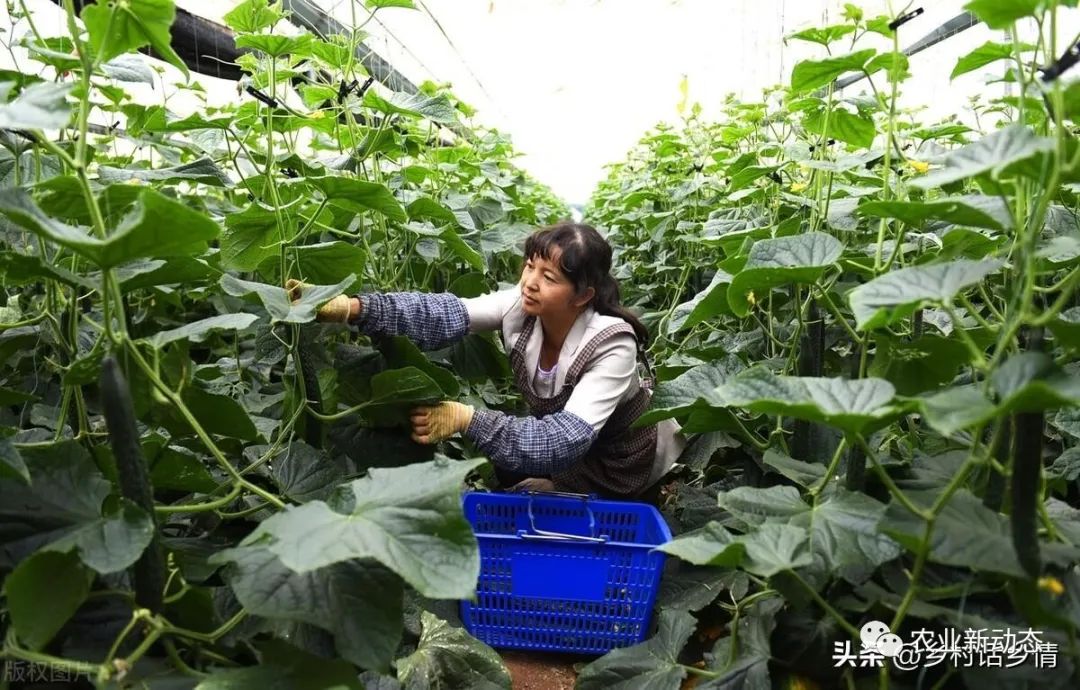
[[534, 361, 558, 399]]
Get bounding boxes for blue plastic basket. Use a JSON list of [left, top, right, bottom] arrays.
[[460, 490, 672, 654]]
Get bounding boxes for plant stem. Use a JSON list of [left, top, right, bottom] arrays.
[[790, 569, 860, 639], [125, 343, 285, 509], [155, 483, 244, 514]]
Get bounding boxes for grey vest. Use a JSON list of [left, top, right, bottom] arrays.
[[509, 315, 658, 498]]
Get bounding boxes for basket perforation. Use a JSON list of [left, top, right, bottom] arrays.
[[461, 491, 671, 654]]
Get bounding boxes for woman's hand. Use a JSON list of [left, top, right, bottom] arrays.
[[511, 477, 556, 492], [409, 401, 475, 444], [285, 279, 358, 323]]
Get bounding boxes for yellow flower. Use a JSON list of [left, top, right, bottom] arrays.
[[1038, 575, 1065, 596], [746, 291, 757, 308], [791, 182, 808, 193], [309, 111, 326, 120], [787, 675, 821, 690], [907, 160, 930, 174]]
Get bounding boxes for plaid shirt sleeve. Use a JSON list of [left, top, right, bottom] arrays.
[[464, 408, 597, 476], [353, 292, 470, 351]]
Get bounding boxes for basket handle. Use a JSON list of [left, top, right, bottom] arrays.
[[518, 490, 609, 543]]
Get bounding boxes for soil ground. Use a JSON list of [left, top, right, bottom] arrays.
[[500, 650, 580, 689]]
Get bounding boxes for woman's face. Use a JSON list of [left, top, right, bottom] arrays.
[[520, 250, 593, 318]]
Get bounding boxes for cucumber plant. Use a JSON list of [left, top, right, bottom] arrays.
[[0, 0, 557, 686], [583, 2, 1080, 688]]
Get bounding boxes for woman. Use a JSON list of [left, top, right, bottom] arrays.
[[288, 222, 684, 502]]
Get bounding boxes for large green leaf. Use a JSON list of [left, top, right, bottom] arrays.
[[216, 545, 403, 672], [738, 523, 813, 577], [38, 501, 154, 574], [268, 441, 348, 504], [575, 609, 696, 689], [379, 336, 460, 398], [1049, 306, 1080, 348], [235, 33, 312, 58], [3, 550, 93, 650], [145, 313, 259, 349], [718, 486, 810, 526], [405, 222, 485, 271], [0, 81, 72, 129], [98, 158, 231, 187], [964, 0, 1041, 29], [991, 352, 1080, 412], [869, 334, 972, 395], [362, 90, 458, 124], [1037, 235, 1080, 268], [290, 176, 407, 222], [196, 667, 289, 690], [728, 232, 843, 316], [908, 124, 1054, 189], [880, 489, 1073, 577], [856, 195, 1012, 231], [223, 458, 482, 598], [666, 269, 733, 334], [165, 387, 260, 442], [0, 441, 154, 574], [848, 259, 1002, 330], [148, 445, 216, 493], [791, 490, 901, 585], [803, 107, 875, 148], [407, 196, 459, 226], [221, 201, 295, 271], [197, 639, 365, 690], [292, 242, 366, 290], [790, 49, 876, 93], [0, 251, 91, 289], [81, 0, 189, 77], [716, 367, 901, 435], [220, 274, 355, 324], [0, 187, 219, 269], [915, 385, 998, 436], [429, 333, 511, 383], [761, 449, 826, 489], [0, 436, 29, 484], [396, 611, 510, 690], [635, 356, 746, 426], [657, 567, 746, 612], [918, 354, 1080, 435], [116, 257, 216, 292], [866, 52, 910, 84], [223, 0, 282, 32], [36, 176, 142, 226], [787, 24, 855, 47], [360, 366, 447, 427], [659, 522, 746, 567], [952, 41, 1034, 79]]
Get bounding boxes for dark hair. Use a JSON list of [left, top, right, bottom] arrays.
[[523, 222, 649, 347]]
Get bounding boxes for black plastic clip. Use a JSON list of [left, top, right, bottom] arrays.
[[357, 76, 375, 98], [888, 7, 923, 31], [1040, 40, 1080, 82], [245, 85, 279, 109], [337, 79, 358, 104]]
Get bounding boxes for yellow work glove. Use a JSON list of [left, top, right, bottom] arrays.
[[409, 402, 475, 444], [285, 279, 356, 323]]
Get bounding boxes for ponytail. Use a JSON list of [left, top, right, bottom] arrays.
[[594, 274, 649, 347]]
